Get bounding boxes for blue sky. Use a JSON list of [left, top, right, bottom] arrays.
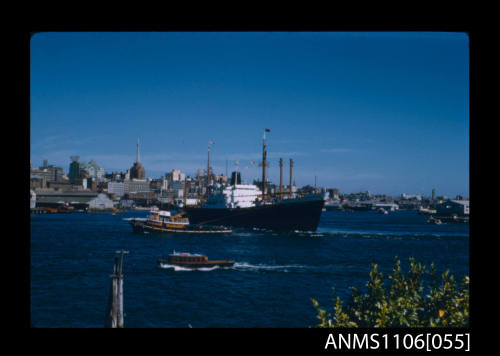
[[30, 32, 469, 197]]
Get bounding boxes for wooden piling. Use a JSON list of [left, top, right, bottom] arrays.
[[106, 249, 129, 328]]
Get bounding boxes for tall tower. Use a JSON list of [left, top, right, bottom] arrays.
[[130, 138, 145, 179]]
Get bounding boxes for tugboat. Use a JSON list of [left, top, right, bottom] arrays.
[[129, 207, 232, 234], [158, 252, 235, 269], [427, 216, 442, 225]]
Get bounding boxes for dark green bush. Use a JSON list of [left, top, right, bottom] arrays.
[[312, 257, 469, 327]]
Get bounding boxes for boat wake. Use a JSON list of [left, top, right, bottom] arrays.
[[233, 262, 307, 272], [157, 261, 306, 272], [312, 230, 468, 239]]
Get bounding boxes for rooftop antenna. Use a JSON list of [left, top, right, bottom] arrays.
[[136, 138, 140, 163], [207, 140, 214, 187]]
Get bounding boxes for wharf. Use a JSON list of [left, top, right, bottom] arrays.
[[30, 207, 51, 214], [435, 215, 469, 223]]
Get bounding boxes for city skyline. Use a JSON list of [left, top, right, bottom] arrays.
[[30, 32, 469, 197]]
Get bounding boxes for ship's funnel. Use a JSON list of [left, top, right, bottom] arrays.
[[231, 171, 241, 185]]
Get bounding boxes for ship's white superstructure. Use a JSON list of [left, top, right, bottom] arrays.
[[203, 184, 261, 209]]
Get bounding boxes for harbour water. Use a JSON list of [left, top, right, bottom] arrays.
[[30, 210, 469, 328]]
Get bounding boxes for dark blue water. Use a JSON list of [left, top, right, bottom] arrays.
[[30, 210, 469, 328]]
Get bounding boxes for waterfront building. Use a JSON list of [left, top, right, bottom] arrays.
[[46, 181, 72, 191], [30, 190, 36, 209], [31, 162, 63, 183], [108, 182, 125, 197], [35, 191, 114, 210], [124, 179, 151, 194], [126, 191, 156, 207], [130, 138, 146, 179], [38, 163, 64, 182], [436, 199, 470, 216], [30, 175, 47, 190]]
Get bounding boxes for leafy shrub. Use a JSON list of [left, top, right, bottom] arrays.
[[312, 257, 469, 327]]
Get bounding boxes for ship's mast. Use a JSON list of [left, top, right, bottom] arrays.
[[261, 129, 269, 199], [279, 158, 283, 200], [206, 140, 213, 199], [207, 142, 211, 187]]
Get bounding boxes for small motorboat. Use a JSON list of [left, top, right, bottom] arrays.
[[378, 208, 388, 215], [158, 252, 235, 269]]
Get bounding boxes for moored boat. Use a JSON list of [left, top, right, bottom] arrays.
[[378, 208, 388, 214], [158, 252, 235, 268], [419, 207, 437, 215]]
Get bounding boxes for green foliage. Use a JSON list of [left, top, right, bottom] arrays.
[[312, 257, 469, 328]]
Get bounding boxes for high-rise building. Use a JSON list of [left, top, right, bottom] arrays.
[[165, 169, 185, 182], [432, 188, 436, 200], [69, 156, 80, 184], [82, 160, 105, 179], [130, 138, 146, 179]]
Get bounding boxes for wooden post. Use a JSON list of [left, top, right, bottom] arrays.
[[106, 250, 129, 328]]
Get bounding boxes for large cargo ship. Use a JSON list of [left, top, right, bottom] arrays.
[[184, 191, 324, 231], [183, 130, 325, 231]]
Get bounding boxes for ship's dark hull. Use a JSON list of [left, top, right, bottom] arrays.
[[184, 197, 325, 231]]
